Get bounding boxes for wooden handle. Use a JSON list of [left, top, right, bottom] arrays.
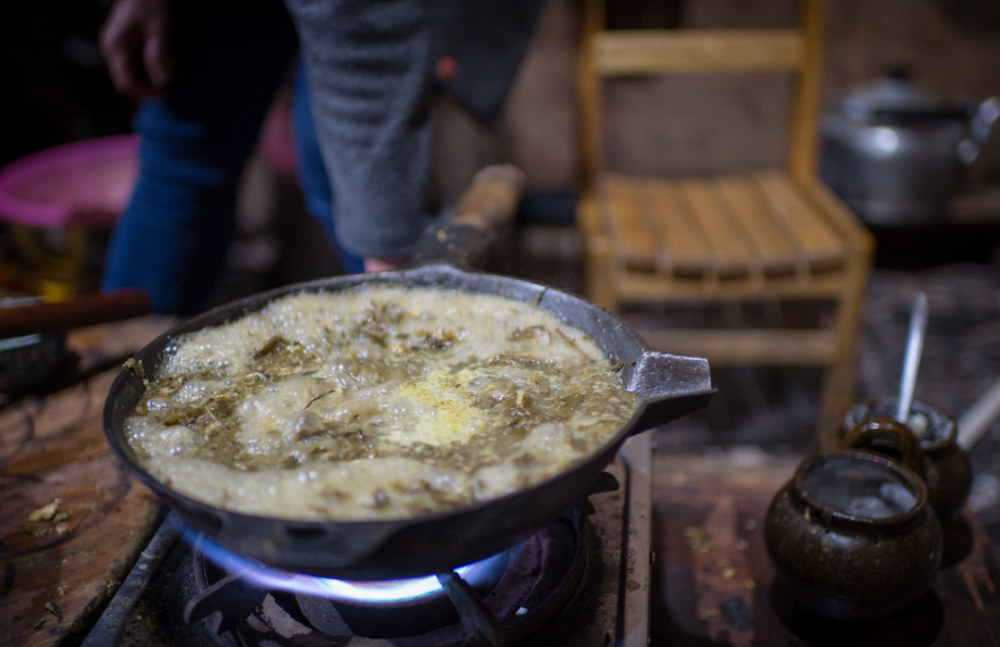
[[450, 165, 527, 232], [0, 289, 154, 339]]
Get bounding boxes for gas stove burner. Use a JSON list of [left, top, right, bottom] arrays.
[[184, 511, 589, 646], [186, 526, 513, 605], [289, 548, 513, 638], [82, 443, 652, 647]]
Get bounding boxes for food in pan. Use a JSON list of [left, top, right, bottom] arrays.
[[124, 287, 640, 520]]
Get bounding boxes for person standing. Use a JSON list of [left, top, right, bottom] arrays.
[[100, 0, 544, 314]]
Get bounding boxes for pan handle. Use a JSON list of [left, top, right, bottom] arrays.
[[626, 350, 711, 397], [625, 350, 715, 433], [0, 288, 153, 338], [410, 165, 527, 269], [450, 164, 527, 231]]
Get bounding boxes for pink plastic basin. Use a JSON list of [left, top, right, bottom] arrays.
[[0, 135, 139, 229]]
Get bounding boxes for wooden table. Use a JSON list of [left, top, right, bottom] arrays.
[[0, 317, 174, 646], [4, 315, 1000, 646], [651, 451, 1000, 646]]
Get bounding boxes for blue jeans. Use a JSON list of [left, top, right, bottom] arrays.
[[102, 0, 361, 315], [291, 64, 365, 276]]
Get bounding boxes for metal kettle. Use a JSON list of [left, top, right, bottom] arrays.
[[821, 72, 1000, 225]]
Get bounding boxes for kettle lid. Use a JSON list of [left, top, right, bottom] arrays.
[[840, 68, 969, 122]]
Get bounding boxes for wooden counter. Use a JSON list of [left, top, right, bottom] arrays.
[[4, 315, 1000, 646], [0, 317, 173, 646]]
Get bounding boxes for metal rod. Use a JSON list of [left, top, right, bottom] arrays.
[[81, 513, 180, 647], [896, 292, 928, 423], [437, 570, 506, 647], [957, 377, 1000, 450]]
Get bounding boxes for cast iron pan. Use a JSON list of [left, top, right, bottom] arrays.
[[103, 166, 714, 580]]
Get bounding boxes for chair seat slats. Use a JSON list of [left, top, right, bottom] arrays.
[[678, 179, 756, 278], [597, 171, 849, 280], [598, 176, 658, 271], [755, 172, 845, 271], [714, 177, 800, 275], [642, 178, 718, 275]]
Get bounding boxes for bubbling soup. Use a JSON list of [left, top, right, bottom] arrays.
[[125, 287, 640, 520]]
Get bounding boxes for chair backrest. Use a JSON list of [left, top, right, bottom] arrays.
[[578, 0, 825, 187]]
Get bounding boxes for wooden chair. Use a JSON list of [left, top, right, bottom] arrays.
[[577, 0, 874, 436]]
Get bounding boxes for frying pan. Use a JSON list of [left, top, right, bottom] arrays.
[[103, 165, 714, 580]]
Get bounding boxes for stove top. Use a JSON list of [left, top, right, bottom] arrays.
[[82, 434, 652, 646]]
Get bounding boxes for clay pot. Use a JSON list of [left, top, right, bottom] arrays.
[[765, 451, 942, 622], [842, 398, 973, 523]]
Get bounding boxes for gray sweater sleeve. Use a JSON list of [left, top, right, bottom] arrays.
[[283, 0, 433, 259]]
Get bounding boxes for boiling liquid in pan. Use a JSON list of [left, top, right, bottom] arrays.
[[125, 287, 639, 520]]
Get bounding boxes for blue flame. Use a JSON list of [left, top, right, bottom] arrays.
[[179, 523, 495, 604]]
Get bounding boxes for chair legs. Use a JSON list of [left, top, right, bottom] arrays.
[[579, 197, 620, 312], [817, 352, 856, 445], [816, 249, 872, 443]]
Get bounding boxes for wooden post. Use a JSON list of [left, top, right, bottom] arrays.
[[788, 0, 825, 183], [577, 0, 604, 192]]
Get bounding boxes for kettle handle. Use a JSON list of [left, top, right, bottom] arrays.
[[960, 97, 1000, 164]]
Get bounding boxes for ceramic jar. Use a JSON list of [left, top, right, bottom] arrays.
[[841, 398, 973, 523], [765, 451, 942, 622]]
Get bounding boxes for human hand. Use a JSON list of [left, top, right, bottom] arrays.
[[100, 0, 174, 100], [363, 257, 410, 272]]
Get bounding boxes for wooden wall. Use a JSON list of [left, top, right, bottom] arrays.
[[432, 0, 1000, 202], [432, 0, 582, 200]]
